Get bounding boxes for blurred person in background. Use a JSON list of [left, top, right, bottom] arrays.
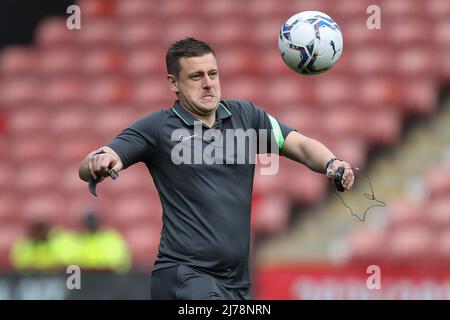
[[72, 210, 131, 273], [10, 216, 62, 271], [79, 38, 355, 299]]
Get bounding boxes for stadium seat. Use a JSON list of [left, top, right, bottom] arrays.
[[0, 77, 42, 107], [112, 193, 161, 228], [42, 77, 85, 106], [123, 223, 161, 269], [11, 136, 54, 162], [251, 194, 290, 235], [0, 46, 36, 76], [7, 108, 48, 135], [0, 224, 25, 270], [115, 0, 157, 20], [119, 19, 162, 48], [80, 48, 124, 76], [77, 0, 117, 18], [424, 166, 450, 200], [346, 226, 386, 263], [21, 192, 66, 226], [129, 77, 172, 107], [15, 162, 61, 194], [77, 18, 118, 48], [125, 47, 166, 78], [35, 18, 73, 47], [51, 135, 96, 167], [362, 110, 401, 146], [399, 79, 439, 116], [436, 230, 450, 262], [49, 109, 92, 137], [85, 77, 130, 107], [0, 193, 20, 224], [385, 197, 428, 230], [429, 198, 450, 230], [38, 47, 80, 77], [386, 225, 436, 263]]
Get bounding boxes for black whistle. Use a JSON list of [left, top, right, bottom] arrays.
[[88, 169, 119, 197], [334, 166, 346, 192]]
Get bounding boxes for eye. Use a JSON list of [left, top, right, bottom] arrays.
[[191, 74, 201, 80], [209, 71, 218, 79]]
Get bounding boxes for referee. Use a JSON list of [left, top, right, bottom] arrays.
[[79, 38, 355, 300]]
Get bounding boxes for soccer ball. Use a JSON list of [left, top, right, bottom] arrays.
[[278, 11, 343, 75]]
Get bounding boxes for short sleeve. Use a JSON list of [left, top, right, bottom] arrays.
[[105, 111, 161, 168], [246, 101, 297, 154]]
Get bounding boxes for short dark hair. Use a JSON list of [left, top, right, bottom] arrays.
[[166, 37, 215, 78]]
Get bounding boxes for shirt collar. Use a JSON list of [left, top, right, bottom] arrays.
[[171, 100, 232, 126]]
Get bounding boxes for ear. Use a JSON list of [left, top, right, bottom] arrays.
[[167, 74, 179, 93]]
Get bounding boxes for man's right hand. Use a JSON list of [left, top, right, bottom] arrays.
[[79, 146, 124, 182]]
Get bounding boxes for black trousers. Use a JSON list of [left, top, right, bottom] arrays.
[[150, 265, 251, 300]]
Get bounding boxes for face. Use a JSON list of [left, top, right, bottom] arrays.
[[168, 53, 221, 117]]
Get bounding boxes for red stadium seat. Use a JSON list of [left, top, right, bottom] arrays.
[[436, 230, 450, 262], [129, 77, 171, 107], [42, 77, 85, 106], [124, 223, 161, 269], [125, 47, 166, 78], [0, 192, 20, 224], [349, 47, 393, 77], [424, 166, 450, 200], [38, 47, 81, 76], [85, 78, 130, 107], [21, 192, 66, 226], [386, 225, 436, 263], [400, 79, 439, 116], [158, 0, 202, 19], [202, 0, 244, 20], [314, 76, 354, 107], [165, 19, 208, 45], [0, 77, 42, 107], [429, 198, 450, 230], [15, 162, 61, 194], [119, 19, 162, 48], [395, 48, 439, 79], [357, 77, 401, 110], [427, 0, 450, 18], [386, 18, 430, 47], [80, 48, 124, 76], [115, 0, 158, 20], [49, 109, 93, 137], [0, 46, 36, 76], [77, 0, 117, 18], [251, 194, 290, 235], [385, 197, 428, 230], [112, 192, 161, 228], [346, 226, 386, 263], [7, 109, 49, 135], [362, 110, 401, 146], [77, 18, 118, 48], [54, 135, 99, 164], [10, 136, 54, 163], [35, 18, 73, 47], [0, 224, 25, 270]]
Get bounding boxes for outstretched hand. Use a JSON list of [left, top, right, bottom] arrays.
[[327, 159, 355, 191]]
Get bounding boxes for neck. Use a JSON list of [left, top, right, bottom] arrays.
[[179, 100, 216, 128]]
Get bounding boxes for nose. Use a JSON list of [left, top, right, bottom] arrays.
[[203, 75, 214, 89]]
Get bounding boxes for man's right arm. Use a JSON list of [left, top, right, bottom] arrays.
[[79, 146, 124, 182]]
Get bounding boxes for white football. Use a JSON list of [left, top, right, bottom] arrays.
[[278, 11, 343, 75]]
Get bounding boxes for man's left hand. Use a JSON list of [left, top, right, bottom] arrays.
[[327, 160, 355, 190]]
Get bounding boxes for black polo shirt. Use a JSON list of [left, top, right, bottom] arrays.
[[106, 99, 295, 288]]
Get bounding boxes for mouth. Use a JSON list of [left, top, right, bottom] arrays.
[[200, 94, 215, 102]]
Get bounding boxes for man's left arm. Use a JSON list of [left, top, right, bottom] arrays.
[[281, 131, 355, 190]]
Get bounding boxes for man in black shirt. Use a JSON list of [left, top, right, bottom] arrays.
[[79, 38, 355, 300]]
